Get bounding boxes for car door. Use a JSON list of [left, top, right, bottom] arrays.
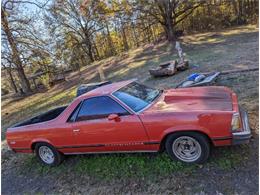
[[70, 96, 150, 153]]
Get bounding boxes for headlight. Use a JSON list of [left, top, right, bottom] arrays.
[[231, 113, 241, 131]]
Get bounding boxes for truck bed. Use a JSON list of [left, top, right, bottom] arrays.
[[12, 106, 68, 128]]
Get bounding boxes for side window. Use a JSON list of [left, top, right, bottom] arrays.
[[76, 96, 129, 121]]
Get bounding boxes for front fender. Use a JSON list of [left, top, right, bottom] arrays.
[[159, 124, 211, 142]]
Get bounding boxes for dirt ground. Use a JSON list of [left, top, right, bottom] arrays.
[[1, 25, 259, 194]]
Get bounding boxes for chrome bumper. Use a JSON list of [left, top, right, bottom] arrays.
[[232, 107, 251, 145]]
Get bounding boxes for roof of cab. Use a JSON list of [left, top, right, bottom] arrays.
[[77, 79, 136, 99]]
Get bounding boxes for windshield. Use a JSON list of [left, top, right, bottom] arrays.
[[113, 82, 162, 112]]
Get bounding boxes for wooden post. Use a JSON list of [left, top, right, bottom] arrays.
[[175, 41, 184, 64], [98, 67, 105, 81], [175, 41, 189, 71]]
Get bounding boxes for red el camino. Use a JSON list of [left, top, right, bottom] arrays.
[[6, 79, 251, 166]]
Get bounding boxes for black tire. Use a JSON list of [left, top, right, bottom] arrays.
[[35, 143, 64, 166], [165, 132, 210, 164]]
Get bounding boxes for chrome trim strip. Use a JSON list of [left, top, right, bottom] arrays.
[[63, 150, 158, 155], [13, 148, 31, 151], [232, 131, 251, 136], [136, 102, 153, 114], [212, 136, 232, 141], [57, 144, 105, 149], [110, 94, 136, 114], [57, 141, 160, 150], [111, 93, 152, 114], [143, 141, 160, 145]]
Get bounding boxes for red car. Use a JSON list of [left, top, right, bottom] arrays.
[[6, 79, 251, 166]]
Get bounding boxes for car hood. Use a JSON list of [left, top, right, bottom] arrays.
[[144, 86, 233, 113]]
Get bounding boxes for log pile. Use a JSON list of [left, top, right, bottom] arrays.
[[149, 60, 177, 77], [149, 41, 189, 77]]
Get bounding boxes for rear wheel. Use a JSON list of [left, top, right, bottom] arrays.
[[165, 132, 210, 164], [35, 143, 64, 166]]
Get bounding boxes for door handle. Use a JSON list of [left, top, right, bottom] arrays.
[[73, 129, 80, 132]]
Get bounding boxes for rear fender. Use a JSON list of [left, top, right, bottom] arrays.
[[30, 138, 53, 150]]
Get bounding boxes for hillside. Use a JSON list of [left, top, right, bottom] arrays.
[[2, 25, 258, 135], [1, 25, 259, 194]]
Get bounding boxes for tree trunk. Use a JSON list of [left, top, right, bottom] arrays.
[[1, 8, 31, 93], [4, 65, 18, 93], [8, 69, 18, 93], [161, 0, 175, 42], [82, 31, 95, 62], [163, 14, 175, 42], [84, 37, 94, 62], [131, 22, 139, 47], [106, 22, 115, 56], [236, 0, 244, 24], [150, 25, 156, 43], [121, 24, 129, 51], [166, 24, 175, 41], [88, 45, 94, 62], [239, 0, 243, 23], [93, 41, 100, 60]]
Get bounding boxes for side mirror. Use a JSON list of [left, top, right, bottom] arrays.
[[108, 114, 120, 121]]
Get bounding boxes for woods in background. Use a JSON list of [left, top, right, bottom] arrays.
[[1, 0, 258, 94]]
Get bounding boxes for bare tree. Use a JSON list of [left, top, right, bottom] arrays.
[[1, 3, 32, 92], [1, 56, 18, 93], [1, 0, 49, 93]]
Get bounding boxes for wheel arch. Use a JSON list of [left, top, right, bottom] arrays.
[[30, 139, 53, 151], [159, 130, 213, 152]]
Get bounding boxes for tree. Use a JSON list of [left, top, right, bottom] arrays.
[[1, 58, 18, 93], [2, 0, 258, 94], [1, 2, 32, 93], [111, 0, 133, 51], [134, 0, 205, 42], [1, 0, 49, 93], [46, 0, 104, 63]]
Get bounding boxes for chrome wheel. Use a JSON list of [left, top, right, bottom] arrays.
[[172, 136, 202, 162], [38, 146, 54, 164]]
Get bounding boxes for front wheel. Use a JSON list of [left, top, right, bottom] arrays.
[[165, 132, 210, 164], [35, 143, 64, 166]]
